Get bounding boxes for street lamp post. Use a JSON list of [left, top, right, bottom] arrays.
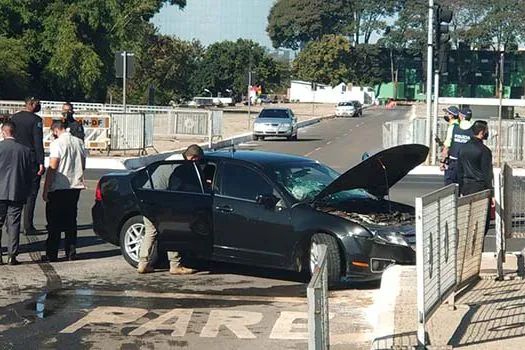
[[204, 89, 212, 97]]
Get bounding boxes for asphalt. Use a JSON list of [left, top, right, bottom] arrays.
[[0, 106, 520, 349]]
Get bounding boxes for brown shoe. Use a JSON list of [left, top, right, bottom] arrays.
[[137, 262, 154, 274], [169, 266, 196, 275]]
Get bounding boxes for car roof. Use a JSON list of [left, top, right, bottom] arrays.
[[260, 107, 290, 111], [205, 150, 315, 167]]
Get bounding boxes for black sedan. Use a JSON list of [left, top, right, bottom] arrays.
[[92, 145, 428, 285]]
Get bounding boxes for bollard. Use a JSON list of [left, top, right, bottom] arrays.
[[516, 250, 525, 278]]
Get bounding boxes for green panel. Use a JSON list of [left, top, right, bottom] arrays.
[[475, 85, 496, 97], [441, 84, 458, 97]]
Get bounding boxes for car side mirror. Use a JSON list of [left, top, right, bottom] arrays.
[[256, 194, 279, 209]]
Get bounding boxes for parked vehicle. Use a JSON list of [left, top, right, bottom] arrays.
[[335, 101, 363, 117], [92, 145, 429, 286], [252, 108, 298, 141]]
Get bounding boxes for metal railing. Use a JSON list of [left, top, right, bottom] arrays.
[[416, 185, 491, 346], [496, 163, 525, 278], [109, 113, 154, 153], [307, 244, 329, 350], [416, 185, 458, 346], [153, 109, 222, 140], [384, 118, 525, 164]]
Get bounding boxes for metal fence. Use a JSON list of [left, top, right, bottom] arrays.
[[153, 109, 222, 139], [416, 185, 458, 346], [496, 164, 525, 278], [384, 118, 525, 164], [416, 185, 491, 346], [455, 190, 491, 292], [307, 244, 329, 350], [109, 113, 154, 152]]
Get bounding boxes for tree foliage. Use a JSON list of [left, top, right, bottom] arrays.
[[192, 39, 287, 100], [0, 0, 187, 101], [267, 0, 353, 50]]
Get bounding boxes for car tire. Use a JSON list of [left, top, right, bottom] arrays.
[[309, 233, 342, 287], [252, 135, 259, 141], [119, 215, 160, 268]]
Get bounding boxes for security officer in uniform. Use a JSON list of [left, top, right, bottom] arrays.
[[62, 103, 85, 142], [440, 106, 473, 185], [10, 97, 45, 235]]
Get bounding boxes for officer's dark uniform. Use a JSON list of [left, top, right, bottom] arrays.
[[64, 117, 85, 142], [10, 110, 45, 233], [445, 124, 473, 185]]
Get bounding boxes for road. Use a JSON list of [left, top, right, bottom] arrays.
[[0, 106, 511, 349]]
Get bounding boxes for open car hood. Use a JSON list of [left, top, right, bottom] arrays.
[[312, 144, 429, 202]]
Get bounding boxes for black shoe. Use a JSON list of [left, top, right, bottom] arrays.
[[8, 256, 20, 266], [66, 254, 77, 261], [24, 227, 37, 235], [0, 257, 3, 265], [41, 255, 58, 263]]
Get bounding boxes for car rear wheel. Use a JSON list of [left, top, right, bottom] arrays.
[[309, 233, 342, 287], [119, 215, 159, 268]]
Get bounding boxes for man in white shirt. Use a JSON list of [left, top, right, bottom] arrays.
[[42, 120, 87, 262]]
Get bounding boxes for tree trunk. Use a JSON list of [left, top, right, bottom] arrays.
[[354, 11, 361, 45]]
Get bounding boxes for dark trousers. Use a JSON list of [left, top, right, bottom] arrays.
[[23, 170, 41, 232], [444, 159, 458, 185], [0, 200, 24, 257], [461, 182, 491, 234], [45, 189, 81, 259]]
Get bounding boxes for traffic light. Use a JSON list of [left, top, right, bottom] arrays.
[[434, 5, 453, 72]]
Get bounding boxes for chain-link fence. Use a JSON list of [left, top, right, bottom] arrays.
[[384, 118, 525, 164], [307, 244, 329, 350]]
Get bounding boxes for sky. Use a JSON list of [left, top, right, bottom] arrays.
[[153, 0, 275, 48]]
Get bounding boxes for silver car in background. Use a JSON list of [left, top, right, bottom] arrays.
[[252, 108, 298, 141], [335, 101, 363, 117]]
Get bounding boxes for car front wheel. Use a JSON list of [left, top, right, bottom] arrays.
[[309, 233, 342, 287], [119, 215, 159, 268]]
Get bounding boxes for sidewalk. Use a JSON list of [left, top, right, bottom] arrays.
[[372, 254, 525, 349]]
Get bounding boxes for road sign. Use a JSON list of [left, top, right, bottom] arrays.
[[115, 52, 136, 78]]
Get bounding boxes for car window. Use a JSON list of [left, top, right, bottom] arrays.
[[140, 162, 203, 193], [220, 163, 275, 201], [258, 109, 289, 119]]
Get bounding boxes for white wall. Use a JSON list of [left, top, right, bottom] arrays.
[[289, 80, 375, 104]]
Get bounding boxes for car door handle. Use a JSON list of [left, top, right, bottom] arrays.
[[215, 205, 234, 213]]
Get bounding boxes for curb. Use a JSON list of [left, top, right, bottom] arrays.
[[371, 265, 418, 350], [123, 114, 335, 170]]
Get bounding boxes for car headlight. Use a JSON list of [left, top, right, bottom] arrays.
[[279, 123, 291, 130], [374, 231, 409, 246], [254, 123, 263, 131]]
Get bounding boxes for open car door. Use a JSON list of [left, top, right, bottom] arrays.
[[131, 160, 213, 257]]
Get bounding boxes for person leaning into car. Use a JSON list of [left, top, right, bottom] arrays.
[[137, 144, 204, 275]]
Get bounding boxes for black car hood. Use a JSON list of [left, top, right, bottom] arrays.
[[312, 144, 429, 201]]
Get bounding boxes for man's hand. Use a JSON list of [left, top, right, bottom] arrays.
[[439, 162, 446, 171], [491, 198, 496, 208], [37, 164, 45, 176]]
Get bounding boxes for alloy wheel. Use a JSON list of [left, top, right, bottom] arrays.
[[124, 223, 145, 263]]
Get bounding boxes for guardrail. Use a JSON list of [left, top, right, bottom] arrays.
[[307, 244, 329, 350], [416, 184, 491, 346]]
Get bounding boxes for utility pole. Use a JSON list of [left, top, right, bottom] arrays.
[[247, 70, 252, 130], [497, 51, 504, 167], [425, 0, 434, 164], [122, 50, 127, 113]]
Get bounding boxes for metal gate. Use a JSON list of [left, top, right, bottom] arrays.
[[109, 113, 154, 152]]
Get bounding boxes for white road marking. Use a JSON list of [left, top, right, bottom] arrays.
[[200, 310, 263, 339], [129, 309, 193, 337], [304, 146, 323, 157], [326, 140, 333, 145], [269, 311, 308, 340], [60, 306, 147, 334]]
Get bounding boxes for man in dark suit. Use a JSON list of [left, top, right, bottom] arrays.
[[0, 121, 33, 265], [10, 97, 45, 235]]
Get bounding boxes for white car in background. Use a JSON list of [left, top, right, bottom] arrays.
[[252, 108, 298, 141], [335, 101, 363, 117]]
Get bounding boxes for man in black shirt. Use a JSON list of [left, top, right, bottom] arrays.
[[10, 97, 45, 235], [457, 120, 494, 233]]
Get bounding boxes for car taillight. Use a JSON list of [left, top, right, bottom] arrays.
[[95, 181, 102, 201]]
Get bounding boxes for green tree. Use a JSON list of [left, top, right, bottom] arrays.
[[0, 37, 30, 98], [192, 39, 286, 101], [352, 1, 400, 45], [292, 35, 352, 86], [0, 0, 187, 101], [266, 0, 354, 50]]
